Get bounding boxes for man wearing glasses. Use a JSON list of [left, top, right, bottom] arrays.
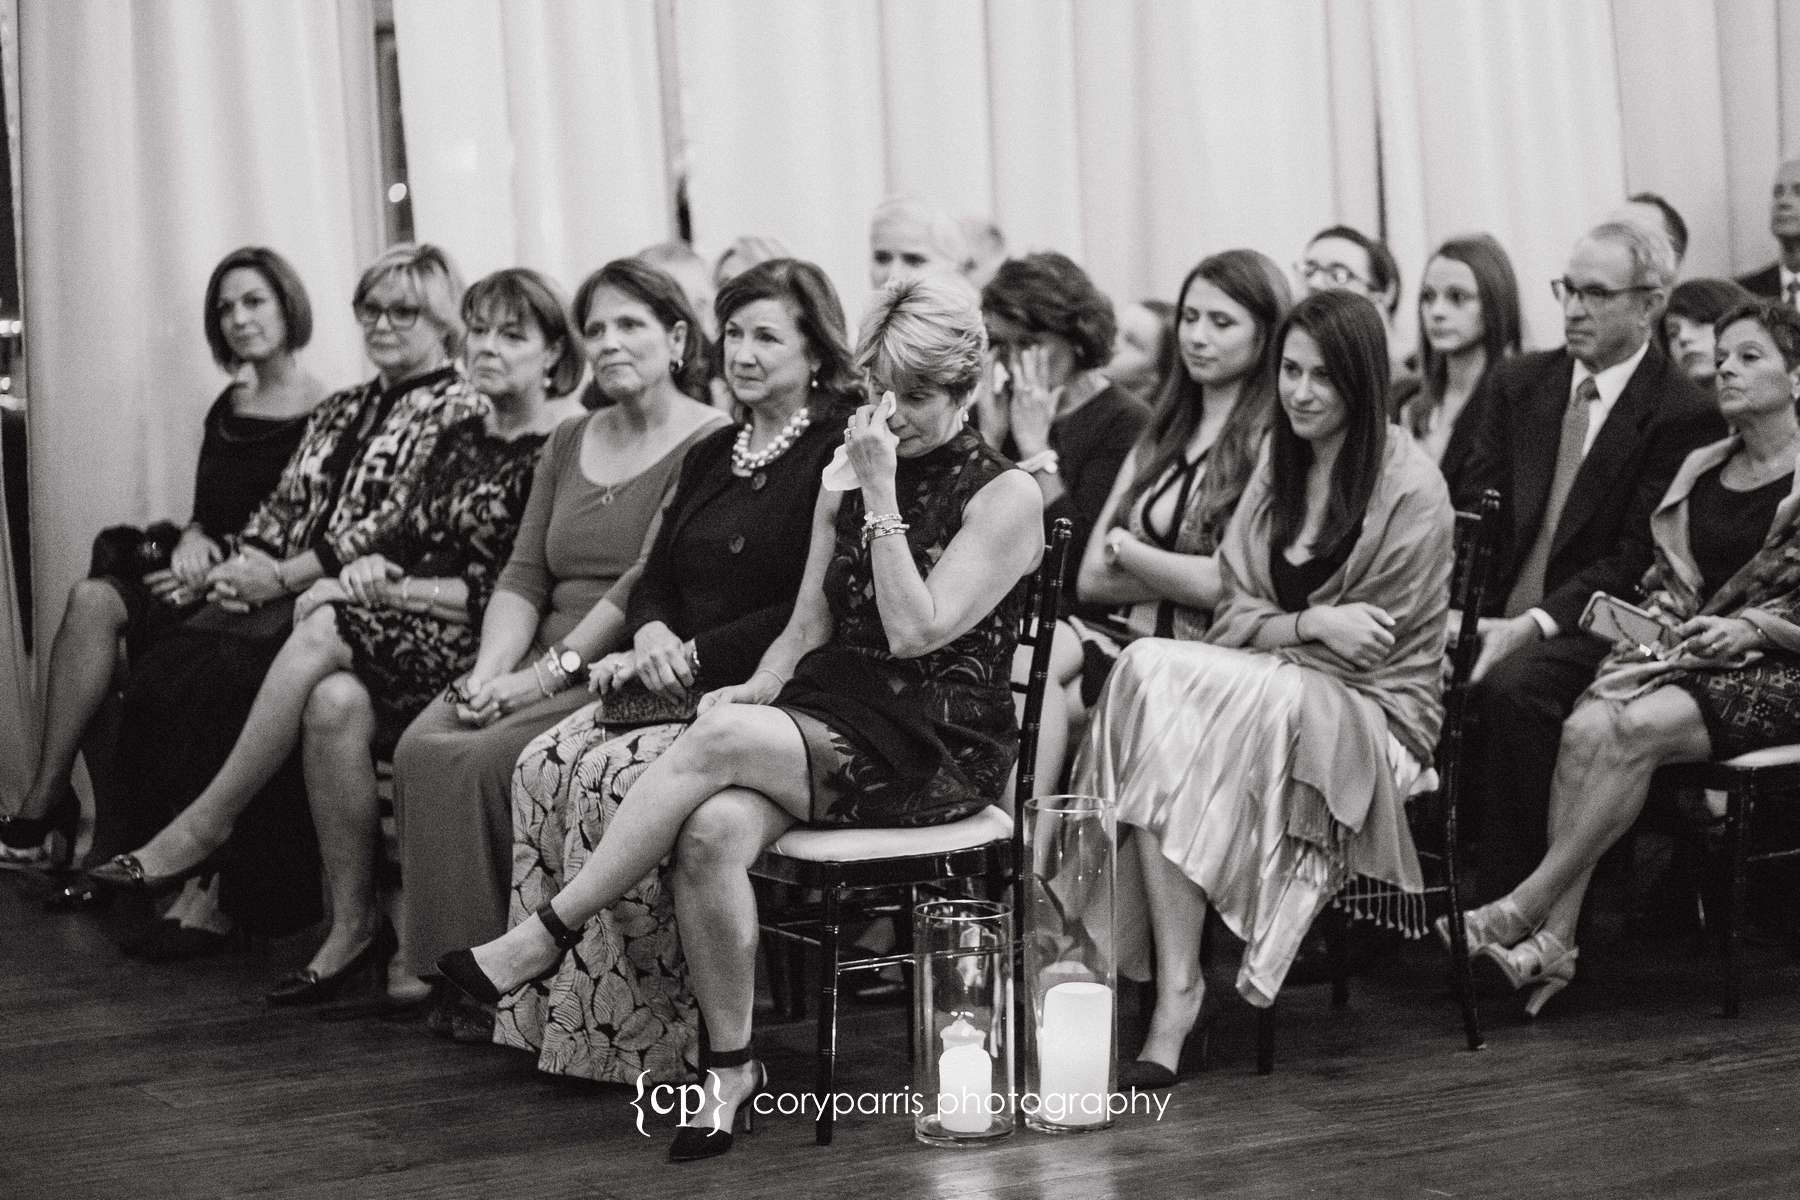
[[1454, 219, 1722, 905]]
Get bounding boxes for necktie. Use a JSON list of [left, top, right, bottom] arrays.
[[1504, 376, 1598, 617], [1787, 280, 1799, 313]]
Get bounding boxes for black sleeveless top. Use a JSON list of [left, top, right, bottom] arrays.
[[1689, 462, 1793, 600], [189, 385, 312, 539], [1271, 530, 1355, 613]]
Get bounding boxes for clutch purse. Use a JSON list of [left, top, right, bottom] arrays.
[[592, 679, 698, 725]]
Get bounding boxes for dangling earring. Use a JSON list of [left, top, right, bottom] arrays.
[[670, 358, 681, 376], [810, 372, 820, 391]]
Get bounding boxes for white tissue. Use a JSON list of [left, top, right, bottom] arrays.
[[821, 390, 897, 492]]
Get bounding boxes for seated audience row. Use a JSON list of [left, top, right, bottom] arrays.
[[4, 176, 1794, 1164]]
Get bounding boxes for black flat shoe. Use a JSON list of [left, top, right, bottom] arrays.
[[87, 851, 215, 896], [436, 899, 582, 1005], [267, 924, 397, 1007], [668, 1046, 769, 1163]]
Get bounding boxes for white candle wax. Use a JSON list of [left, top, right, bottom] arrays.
[[1037, 981, 1113, 1127], [936, 1014, 993, 1134]]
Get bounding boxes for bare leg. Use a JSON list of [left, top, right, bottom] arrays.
[[1133, 826, 1209, 1073], [671, 788, 796, 1125], [1011, 620, 1088, 793], [464, 703, 811, 993], [127, 607, 353, 877], [1505, 687, 1711, 946], [300, 671, 384, 976], [16, 580, 128, 817]]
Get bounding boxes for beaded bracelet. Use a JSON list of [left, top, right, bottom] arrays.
[[861, 512, 909, 548]]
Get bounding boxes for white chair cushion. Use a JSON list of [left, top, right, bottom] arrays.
[[768, 805, 1014, 863], [1716, 743, 1800, 770]]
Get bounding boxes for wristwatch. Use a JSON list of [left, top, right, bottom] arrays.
[[547, 643, 584, 683]]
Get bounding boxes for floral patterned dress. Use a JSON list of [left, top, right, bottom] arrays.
[[332, 415, 551, 736], [777, 428, 1024, 827]]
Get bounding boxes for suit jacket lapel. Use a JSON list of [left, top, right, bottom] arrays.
[[1550, 344, 1663, 559]]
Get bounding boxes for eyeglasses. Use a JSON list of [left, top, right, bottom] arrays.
[[1550, 278, 1654, 307], [355, 301, 423, 330], [1298, 260, 1373, 290]]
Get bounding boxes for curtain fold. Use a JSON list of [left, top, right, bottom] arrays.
[[675, 0, 886, 314], [17, 0, 376, 763], [392, 0, 668, 292], [1611, 0, 1800, 278], [1374, 0, 1627, 350]]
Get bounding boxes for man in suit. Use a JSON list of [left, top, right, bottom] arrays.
[[1456, 219, 1723, 903], [1736, 157, 1800, 308]]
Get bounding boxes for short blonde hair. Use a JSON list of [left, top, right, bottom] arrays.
[[354, 242, 467, 357], [870, 194, 972, 275], [854, 272, 987, 399]]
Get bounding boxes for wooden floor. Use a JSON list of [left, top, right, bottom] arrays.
[[5, 866, 1800, 1200]]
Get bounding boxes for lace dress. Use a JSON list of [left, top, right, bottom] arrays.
[[332, 416, 551, 736], [777, 429, 1023, 827]]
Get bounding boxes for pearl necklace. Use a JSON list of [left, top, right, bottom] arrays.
[[731, 406, 812, 476]]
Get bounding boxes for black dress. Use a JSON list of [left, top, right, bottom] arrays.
[[102, 385, 310, 654], [1661, 464, 1800, 758], [776, 430, 1024, 827]]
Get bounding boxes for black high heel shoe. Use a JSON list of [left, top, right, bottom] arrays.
[[86, 851, 217, 896], [1118, 993, 1222, 1091], [668, 1045, 769, 1163], [436, 899, 582, 1005], [0, 797, 80, 870], [267, 923, 398, 1006]]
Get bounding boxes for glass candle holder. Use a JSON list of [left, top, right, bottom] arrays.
[[1023, 793, 1117, 1133], [912, 899, 1014, 1145]]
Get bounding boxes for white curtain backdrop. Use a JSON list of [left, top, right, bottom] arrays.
[[1613, 0, 1800, 279], [1373, 0, 1628, 351], [675, 0, 888, 317], [392, 0, 670, 293], [15, 0, 380, 762], [672, 0, 1379, 324]]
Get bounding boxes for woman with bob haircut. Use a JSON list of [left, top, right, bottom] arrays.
[[438, 272, 1044, 1161], [496, 256, 856, 1080], [1393, 233, 1523, 496], [1454, 300, 1800, 1018], [83, 244, 483, 942], [385, 258, 727, 1022], [3, 246, 326, 875], [1075, 289, 1453, 1089], [96, 268, 584, 1001]]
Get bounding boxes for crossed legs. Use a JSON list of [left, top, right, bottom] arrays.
[[1495, 686, 1712, 948], [123, 606, 355, 878]]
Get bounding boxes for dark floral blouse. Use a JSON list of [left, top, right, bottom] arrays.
[[333, 415, 553, 733]]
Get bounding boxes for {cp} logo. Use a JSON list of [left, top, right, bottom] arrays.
[[631, 1069, 727, 1136]]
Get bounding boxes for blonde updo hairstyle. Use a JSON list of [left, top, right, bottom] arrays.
[[853, 273, 988, 404]]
